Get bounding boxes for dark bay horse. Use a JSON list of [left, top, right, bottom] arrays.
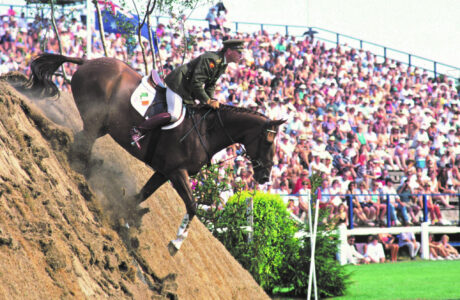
[[24, 53, 285, 249]]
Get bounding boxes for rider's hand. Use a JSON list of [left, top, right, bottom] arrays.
[[207, 99, 220, 109]]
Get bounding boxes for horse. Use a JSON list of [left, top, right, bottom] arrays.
[[23, 53, 285, 250]]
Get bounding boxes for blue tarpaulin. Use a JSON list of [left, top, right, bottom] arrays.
[[95, 1, 158, 52]]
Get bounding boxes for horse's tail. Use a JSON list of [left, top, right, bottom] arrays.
[[24, 53, 86, 98]]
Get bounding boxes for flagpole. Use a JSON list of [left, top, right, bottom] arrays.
[[86, 0, 92, 58]]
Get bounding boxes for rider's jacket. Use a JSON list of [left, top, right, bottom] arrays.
[[164, 50, 227, 105]]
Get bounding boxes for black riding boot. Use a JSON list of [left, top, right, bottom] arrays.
[[131, 112, 171, 149]]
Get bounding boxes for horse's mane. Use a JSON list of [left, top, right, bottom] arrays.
[[191, 103, 268, 119]]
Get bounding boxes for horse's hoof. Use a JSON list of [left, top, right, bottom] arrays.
[[168, 241, 180, 256], [124, 207, 149, 230], [136, 207, 150, 218]]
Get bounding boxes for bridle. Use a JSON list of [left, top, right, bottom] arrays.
[[180, 107, 276, 172], [216, 110, 275, 172]]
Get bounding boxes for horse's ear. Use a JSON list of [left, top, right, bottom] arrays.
[[269, 119, 287, 128]]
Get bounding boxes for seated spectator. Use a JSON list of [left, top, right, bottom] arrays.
[[394, 139, 409, 171], [335, 203, 348, 226], [418, 184, 446, 225], [365, 235, 386, 263], [428, 170, 454, 208], [358, 181, 378, 224], [381, 178, 403, 226], [296, 179, 311, 222], [286, 198, 299, 216], [347, 182, 374, 226], [398, 232, 420, 260], [378, 233, 399, 262], [344, 236, 370, 265], [292, 169, 310, 194], [428, 234, 449, 260], [368, 182, 386, 226], [327, 179, 344, 219], [439, 234, 460, 260], [437, 164, 459, 206], [397, 177, 421, 224]]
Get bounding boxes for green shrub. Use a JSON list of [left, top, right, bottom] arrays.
[[215, 191, 299, 290], [193, 167, 348, 297]]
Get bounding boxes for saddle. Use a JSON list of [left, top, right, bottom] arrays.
[[144, 81, 167, 119], [145, 71, 187, 130], [130, 70, 186, 130], [130, 70, 167, 119]]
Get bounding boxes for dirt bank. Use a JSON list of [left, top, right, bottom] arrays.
[[0, 75, 268, 299]]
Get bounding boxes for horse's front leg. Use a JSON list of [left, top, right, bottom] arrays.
[[124, 171, 168, 229], [167, 169, 197, 250]]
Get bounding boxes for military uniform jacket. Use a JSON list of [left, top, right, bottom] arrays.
[[164, 51, 227, 104]]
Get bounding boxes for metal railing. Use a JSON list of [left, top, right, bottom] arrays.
[[311, 192, 460, 229], [156, 16, 460, 80]]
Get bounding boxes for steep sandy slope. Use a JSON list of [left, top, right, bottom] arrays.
[[0, 75, 268, 300]]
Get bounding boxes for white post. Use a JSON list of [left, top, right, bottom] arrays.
[[338, 223, 348, 265], [307, 189, 318, 300], [246, 197, 253, 243], [421, 222, 430, 260], [312, 191, 320, 300], [86, 0, 92, 58]]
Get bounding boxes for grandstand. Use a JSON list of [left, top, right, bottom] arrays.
[[1, 1, 459, 260]]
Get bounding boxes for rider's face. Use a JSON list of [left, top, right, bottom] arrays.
[[225, 48, 242, 64]]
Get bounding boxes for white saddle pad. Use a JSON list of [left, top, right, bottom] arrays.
[[130, 76, 156, 118], [162, 107, 186, 130], [130, 74, 186, 130]]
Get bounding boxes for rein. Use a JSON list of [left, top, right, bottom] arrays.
[[179, 107, 212, 143], [180, 107, 213, 162]]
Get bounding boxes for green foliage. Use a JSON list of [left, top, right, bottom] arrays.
[[216, 191, 299, 290], [192, 164, 236, 231], [193, 166, 348, 297], [192, 164, 227, 207]]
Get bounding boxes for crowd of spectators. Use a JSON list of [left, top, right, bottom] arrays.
[[1, 5, 459, 227], [345, 233, 460, 264]]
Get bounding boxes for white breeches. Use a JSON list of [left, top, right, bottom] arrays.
[[166, 87, 183, 122]]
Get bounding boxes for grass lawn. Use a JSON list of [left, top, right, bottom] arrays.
[[333, 260, 460, 299]]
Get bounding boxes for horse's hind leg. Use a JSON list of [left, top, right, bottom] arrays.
[[69, 128, 99, 176]]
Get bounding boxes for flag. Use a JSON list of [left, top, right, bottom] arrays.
[[95, 0, 152, 39]]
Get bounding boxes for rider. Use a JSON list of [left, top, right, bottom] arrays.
[[130, 38, 245, 147]]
